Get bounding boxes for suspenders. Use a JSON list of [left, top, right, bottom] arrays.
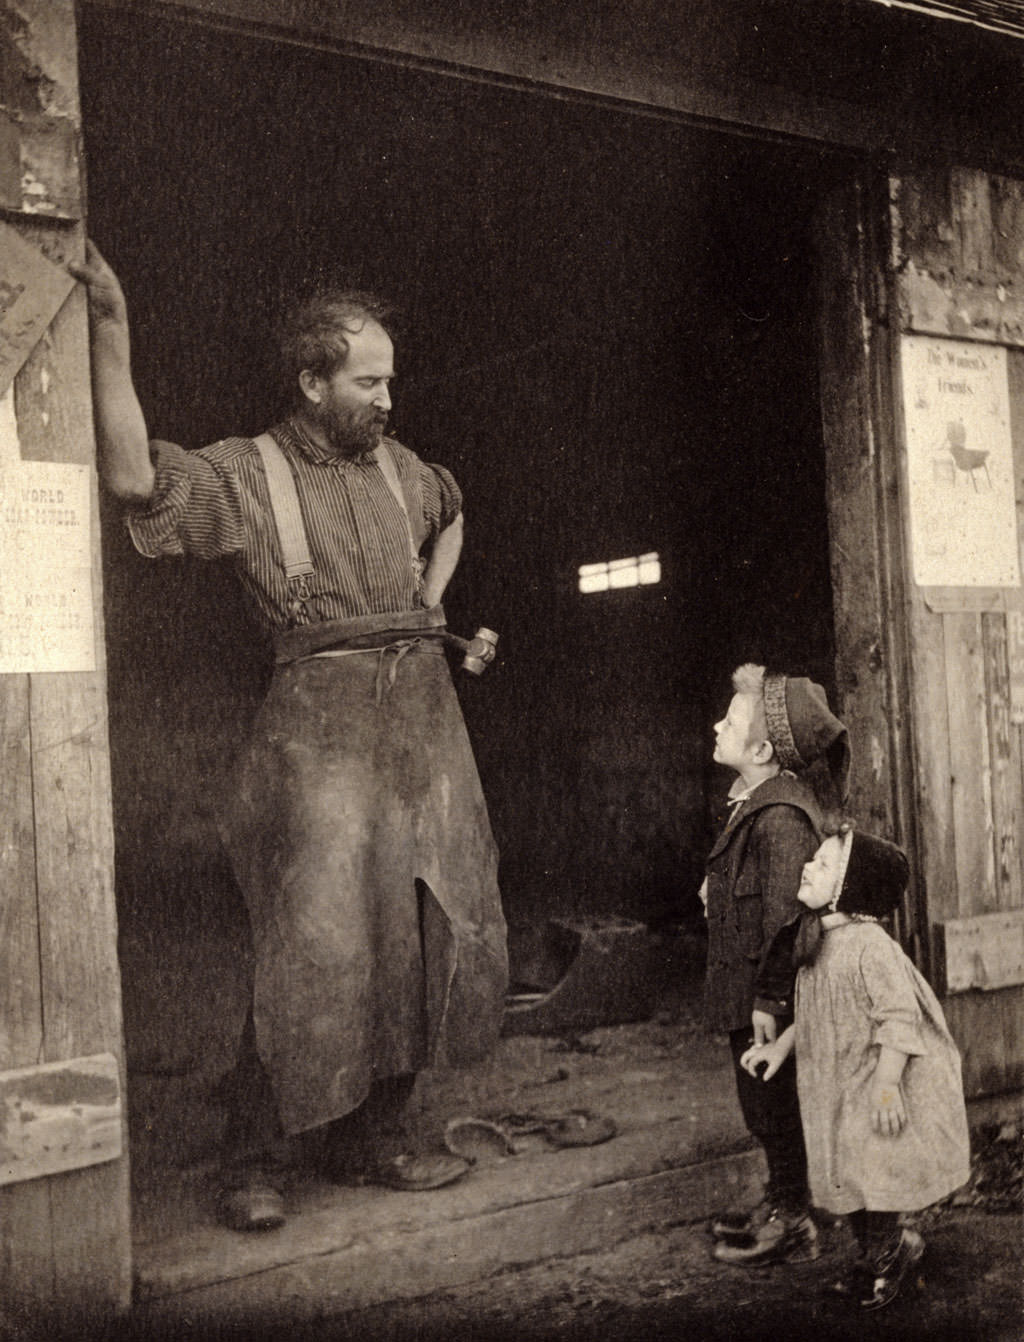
[[252, 432, 423, 623], [252, 433, 314, 584]]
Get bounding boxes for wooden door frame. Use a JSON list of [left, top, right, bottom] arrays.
[[62, 3, 929, 1303], [0, 0, 131, 1329], [814, 169, 931, 973]]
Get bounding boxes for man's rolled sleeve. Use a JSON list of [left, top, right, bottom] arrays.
[[126, 439, 247, 559], [427, 462, 463, 530]]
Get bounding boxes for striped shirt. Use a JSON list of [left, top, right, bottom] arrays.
[[126, 420, 462, 632]]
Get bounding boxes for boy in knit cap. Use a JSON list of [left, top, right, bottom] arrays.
[[701, 663, 849, 1266]]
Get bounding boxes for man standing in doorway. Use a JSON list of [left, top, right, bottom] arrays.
[[72, 242, 508, 1231]]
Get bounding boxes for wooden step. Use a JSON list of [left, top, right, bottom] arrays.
[[133, 1130, 764, 1329]]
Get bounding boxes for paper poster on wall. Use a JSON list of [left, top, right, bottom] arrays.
[[0, 220, 75, 397], [0, 389, 95, 674], [901, 335, 1020, 589]]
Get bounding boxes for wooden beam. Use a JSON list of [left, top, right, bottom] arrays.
[[814, 176, 927, 960], [135, 1144, 767, 1320], [0, 662, 52, 1342], [935, 909, 1024, 993], [79, 0, 1024, 172], [0, 0, 131, 1324], [944, 612, 998, 914]]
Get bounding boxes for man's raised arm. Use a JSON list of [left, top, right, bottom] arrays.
[[69, 241, 155, 503]]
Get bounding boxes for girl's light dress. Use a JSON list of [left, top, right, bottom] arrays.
[[795, 920, 971, 1213]]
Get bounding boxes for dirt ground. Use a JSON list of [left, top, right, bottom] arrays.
[[51, 1203, 1020, 1342], [332, 1205, 1022, 1342], [341, 1115, 1024, 1342]]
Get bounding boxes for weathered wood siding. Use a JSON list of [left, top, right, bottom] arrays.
[[0, 0, 130, 1325], [813, 176, 930, 967], [892, 168, 1024, 1098]]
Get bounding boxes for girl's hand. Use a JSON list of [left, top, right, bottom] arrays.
[[740, 1041, 785, 1081], [739, 1043, 761, 1076], [870, 1076, 907, 1136]]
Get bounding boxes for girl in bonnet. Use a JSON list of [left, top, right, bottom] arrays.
[[741, 823, 971, 1311]]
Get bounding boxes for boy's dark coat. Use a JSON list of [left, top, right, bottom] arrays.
[[704, 773, 823, 1033]]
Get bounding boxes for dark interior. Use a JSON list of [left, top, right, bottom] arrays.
[[77, 9, 840, 1119]]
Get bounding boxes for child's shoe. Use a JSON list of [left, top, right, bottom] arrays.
[[712, 1207, 819, 1266], [858, 1228, 925, 1310]]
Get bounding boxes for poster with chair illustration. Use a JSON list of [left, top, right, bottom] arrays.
[[901, 334, 1020, 589]]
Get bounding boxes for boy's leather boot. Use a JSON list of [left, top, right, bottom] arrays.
[[712, 1206, 818, 1266]]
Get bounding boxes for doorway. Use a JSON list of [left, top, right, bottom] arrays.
[[77, 4, 842, 1200]]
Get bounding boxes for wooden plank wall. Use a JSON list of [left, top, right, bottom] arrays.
[[892, 168, 1024, 1098], [0, 0, 131, 1327]]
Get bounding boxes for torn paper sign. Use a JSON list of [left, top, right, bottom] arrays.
[[0, 220, 75, 397]]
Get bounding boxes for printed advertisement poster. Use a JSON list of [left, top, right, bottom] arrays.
[[0, 389, 95, 674], [901, 335, 1020, 589]]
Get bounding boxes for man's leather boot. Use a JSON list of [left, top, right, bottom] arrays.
[[710, 1198, 772, 1244], [712, 1206, 818, 1266]]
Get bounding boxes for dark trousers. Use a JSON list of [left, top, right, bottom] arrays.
[[220, 1011, 416, 1188], [729, 1027, 809, 1214]]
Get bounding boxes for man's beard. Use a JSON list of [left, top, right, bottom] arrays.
[[315, 399, 387, 458]]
